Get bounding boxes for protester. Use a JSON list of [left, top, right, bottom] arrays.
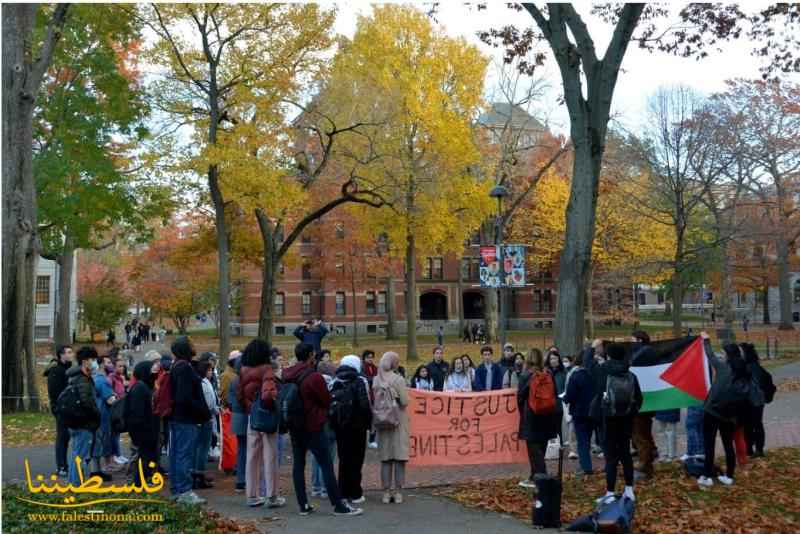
[[444, 357, 472, 392], [547, 351, 567, 442], [474, 346, 502, 391], [741, 342, 775, 458], [630, 330, 657, 481], [310, 362, 337, 500], [168, 336, 210, 505], [410, 365, 434, 390], [65, 347, 102, 486], [461, 354, 476, 387], [220, 350, 241, 408], [517, 349, 559, 488], [502, 352, 525, 389], [283, 343, 362, 516], [426, 346, 449, 392], [698, 333, 750, 487], [109, 359, 128, 465], [436, 325, 445, 347], [597, 343, 643, 504], [499, 343, 516, 373], [683, 405, 706, 460], [94, 356, 119, 475], [107, 328, 116, 347], [463, 323, 472, 343], [563, 351, 595, 475], [362, 350, 379, 449], [294, 319, 329, 355], [127, 360, 160, 486], [237, 339, 284, 508], [45, 345, 73, 476], [373, 351, 409, 505], [229, 357, 247, 493], [654, 409, 680, 462], [585, 339, 608, 456], [319, 349, 333, 363], [124, 322, 132, 344], [332, 355, 372, 505], [193, 360, 217, 490]]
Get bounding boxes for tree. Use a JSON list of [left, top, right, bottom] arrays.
[[34, 5, 172, 348], [3, 4, 70, 410], [77, 249, 132, 339], [323, 5, 494, 359], [478, 2, 800, 354]]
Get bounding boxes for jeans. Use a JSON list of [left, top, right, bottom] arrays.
[[68, 429, 95, 486], [169, 422, 200, 495], [111, 432, 121, 458], [704, 414, 736, 478], [277, 433, 285, 467], [130, 429, 158, 487], [311, 426, 336, 491], [194, 420, 213, 473], [236, 434, 247, 487], [655, 420, 678, 459], [525, 440, 547, 479], [336, 425, 368, 500], [685, 406, 705, 457], [290, 429, 344, 511], [55, 416, 70, 471], [604, 416, 634, 492], [573, 416, 594, 473]]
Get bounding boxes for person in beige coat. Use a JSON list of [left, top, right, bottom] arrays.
[[373, 351, 409, 504]]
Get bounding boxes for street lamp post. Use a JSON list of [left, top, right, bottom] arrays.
[[490, 184, 509, 347]]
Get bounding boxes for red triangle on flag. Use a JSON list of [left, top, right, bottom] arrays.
[[659, 337, 709, 401]]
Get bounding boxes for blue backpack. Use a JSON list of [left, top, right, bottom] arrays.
[[249, 389, 280, 434]]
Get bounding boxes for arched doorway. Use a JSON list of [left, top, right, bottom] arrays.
[[420, 292, 448, 320], [463, 291, 485, 319]]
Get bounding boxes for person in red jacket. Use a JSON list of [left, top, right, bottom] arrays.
[[282, 343, 362, 517]]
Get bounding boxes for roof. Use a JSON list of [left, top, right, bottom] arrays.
[[478, 102, 545, 132]]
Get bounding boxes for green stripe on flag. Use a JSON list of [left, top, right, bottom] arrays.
[[640, 387, 703, 412]]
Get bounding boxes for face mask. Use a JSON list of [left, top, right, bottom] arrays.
[[89, 360, 99, 373], [564, 362, 572, 369], [105, 364, 115, 374]]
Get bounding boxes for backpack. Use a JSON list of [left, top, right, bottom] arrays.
[[110, 395, 128, 434], [753, 366, 776, 404], [372, 382, 400, 430], [277, 368, 312, 434], [603, 373, 636, 417], [328, 379, 359, 431], [152, 361, 183, 417], [528, 371, 556, 415], [55, 380, 99, 430], [250, 389, 280, 434]]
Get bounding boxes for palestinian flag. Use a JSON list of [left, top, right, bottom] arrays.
[[626, 336, 711, 412]]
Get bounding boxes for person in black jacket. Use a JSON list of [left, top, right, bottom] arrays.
[[598, 343, 643, 505], [332, 355, 373, 504], [563, 350, 595, 476], [45, 345, 73, 476], [65, 347, 101, 486], [168, 336, 209, 505], [127, 360, 160, 486], [426, 346, 450, 392], [740, 343, 774, 457]]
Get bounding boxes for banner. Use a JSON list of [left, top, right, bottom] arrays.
[[479, 246, 501, 288], [407, 388, 527, 466], [502, 244, 526, 287], [479, 244, 526, 288]]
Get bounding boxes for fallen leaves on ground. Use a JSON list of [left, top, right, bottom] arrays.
[[433, 447, 800, 533], [2, 411, 56, 446], [778, 378, 800, 393]]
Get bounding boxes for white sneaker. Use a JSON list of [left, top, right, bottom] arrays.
[[623, 486, 635, 501], [697, 476, 714, 487], [268, 496, 286, 508], [350, 496, 366, 504], [177, 491, 206, 505], [680, 454, 690, 462], [568, 452, 578, 460], [310, 488, 321, 497], [114, 456, 129, 465], [595, 492, 615, 505], [717, 475, 734, 486], [518, 479, 536, 489], [247, 497, 266, 507], [334, 504, 363, 516], [368, 442, 378, 449]]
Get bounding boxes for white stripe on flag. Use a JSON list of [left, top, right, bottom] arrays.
[[630, 364, 672, 392]]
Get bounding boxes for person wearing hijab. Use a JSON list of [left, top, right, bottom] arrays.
[[332, 355, 372, 504], [373, 351, 409, 505], [127, 360, 160, 486]]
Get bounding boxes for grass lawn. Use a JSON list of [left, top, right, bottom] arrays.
[[434, 446, 800, 533], [2, 411, 56, 447], [1, 485, 259, 533]]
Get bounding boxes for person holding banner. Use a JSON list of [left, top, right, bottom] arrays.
[[444, 357, 472, 392], [372, 351, 409, 505], [427, 347, 449, 392], [474, 346, 503, 392]]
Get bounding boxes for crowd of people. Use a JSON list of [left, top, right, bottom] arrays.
[[45, 321, 776, 516]]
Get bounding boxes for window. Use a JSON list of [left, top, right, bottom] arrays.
[[301, 233, 312, 244], [657, 292, 665, 305], [275, 326, 286, 336], [35, 276, 50, 305], [335, 292, 346, 315], [34, 325, 50, 338], [301, 259, 312, 280], [638, 293, 646, 306], [432, 257, 443, 280], [377, 291, 387, 314], [534, 289, 542, 313], [278, 263, 285, 275], [615, 288, 621, 306], [606, 289, 614, 308], [543, 289, 552, 313], [274, 293, 285, 316], [367, 324, 377, 334], [335, 253, 344, 274], [469, 232, 480, 246], [422, 258, 431, 280], [460, 259, 470, 281], [794, 280, 800, 304], [335, 224, 345, 239], [737, 292, 747, 307], [539, 269, 552, 281], [366, 291, 376, 315], [302, 291, 312, 315]]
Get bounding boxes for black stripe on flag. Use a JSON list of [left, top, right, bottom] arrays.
[[607, 336, 699, 367]]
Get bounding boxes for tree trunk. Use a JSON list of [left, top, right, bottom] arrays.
[[256, 210, 277, 345], [208, 168, 231, 357], [405, 233, 417, 360], [457, 271, 464, 337], [385, 276, 396, 340], [719, 240, 734, 331], [587, 264, 595, 340], [671, 269, 684, 337], [54, 237, 75, 348], [775, 237, 794, 330], [2, 4, 68, 412], [761, 286, 770, 325], [351, 277, 359, 347], [485, 289, 498, 343], [554, 142, 603, 355]]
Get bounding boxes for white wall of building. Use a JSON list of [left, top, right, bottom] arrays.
[[34, 255, 78, 341]]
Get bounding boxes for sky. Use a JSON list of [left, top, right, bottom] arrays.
[[331, 2, 791, 135]]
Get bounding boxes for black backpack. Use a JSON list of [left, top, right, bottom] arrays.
[[603, 373, 636, 417], [278, 369, 312, 434], [55, 383, 98, 430], [110, 395, 128, 434], [328, 379, 359, 431]]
